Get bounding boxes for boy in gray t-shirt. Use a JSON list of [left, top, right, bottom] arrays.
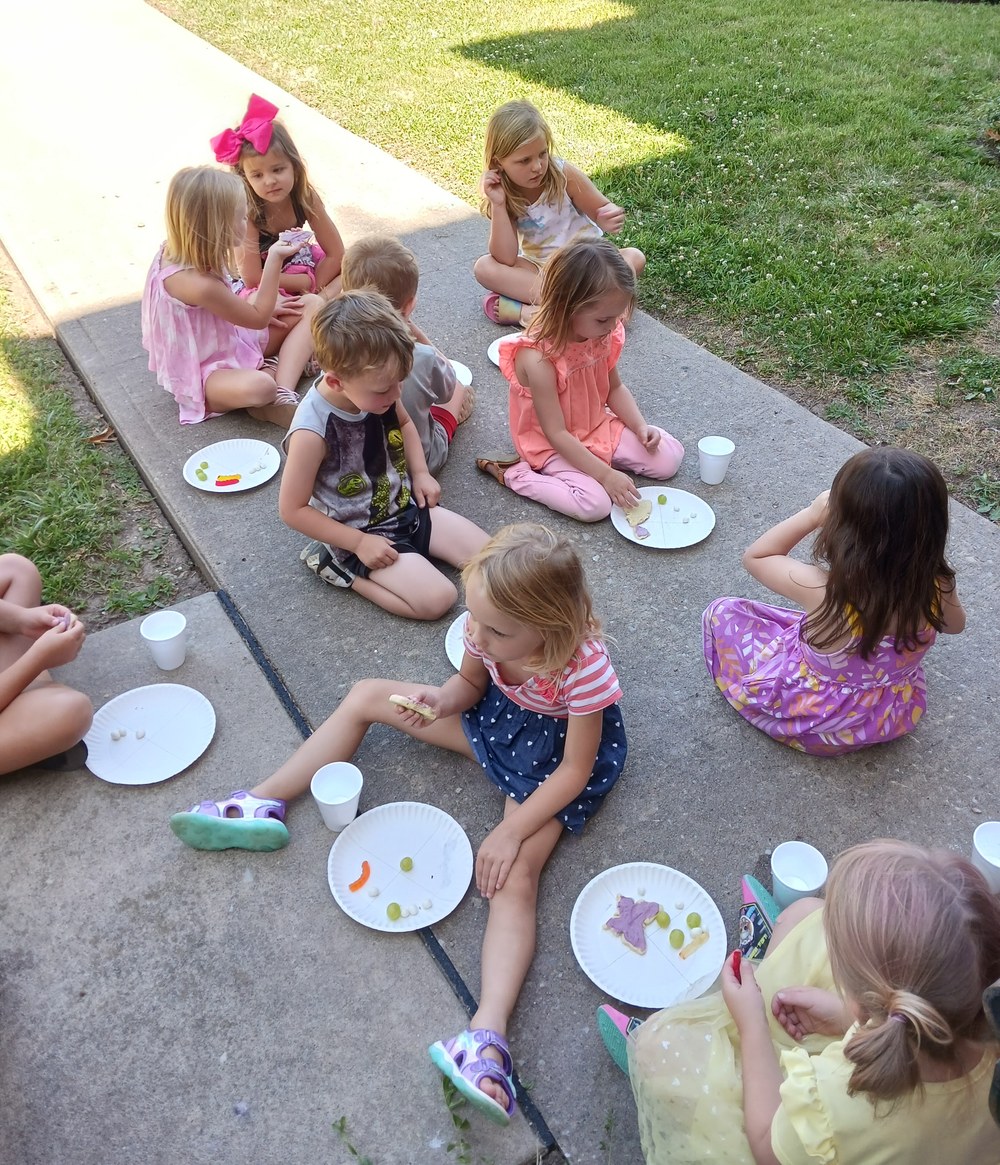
[[340, 235, 473, 475], [281, 291, 488, 620]]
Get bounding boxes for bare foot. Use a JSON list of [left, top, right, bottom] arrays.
[[247, 402, 297, 428], [476, 1043, 510, 1106], [440, 383, 474, 427]]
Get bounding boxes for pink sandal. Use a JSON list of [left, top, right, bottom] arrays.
[[482, 292, 524, 326]]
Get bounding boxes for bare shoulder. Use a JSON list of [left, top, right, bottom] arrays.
[[162, 266, 215, 307], [514, 344, 555, 387]]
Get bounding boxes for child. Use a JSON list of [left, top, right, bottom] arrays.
[[170, 523, 627, 1127], [281, 291, 489, 618], [141, 166, 322, 427], [0, 554, 92, 773], [704, 447, 966, 755], [474, 100, 645, 327], [340, 234, 473, 475], [609, 840, 1000, 1164], [478, 239, 683, 522], [212, 93, 344, 297]]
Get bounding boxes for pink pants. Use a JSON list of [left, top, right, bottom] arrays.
[[504, 427, 685, 522]]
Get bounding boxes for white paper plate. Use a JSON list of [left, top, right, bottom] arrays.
[[487, 334, 519, 367], [450, 360, 473, 387], [610, 486, 716, 549], [84, 684, 216, 785], [570, 861, 726, 1008], [328, 801, 473, 932], [182, 439, 280, 493], [445, 612, 468, 671]]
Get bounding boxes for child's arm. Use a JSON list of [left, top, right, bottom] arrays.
[[391, 654, 490, 729], [305, 194, 345, 278], [0, 617, 86, 713], [938, 582, 966, 634], [564, 163, 627, 235], [606, 368, 661, 452], [236, 219, 265, 290], [517, 348, 641, 508], [480, 170, 520, 266], [166, 241, 301, 330], [278, 430, 400, 572], [475, 708, 603, 898], [741, 492, 830, 611], [398, 401, 441, 508], [720, 958, 783, 1165]]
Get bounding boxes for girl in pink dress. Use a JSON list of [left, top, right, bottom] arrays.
[[479, 239, 684, 521], [141, 166, 321, 426], [704, 447, 966, 755]]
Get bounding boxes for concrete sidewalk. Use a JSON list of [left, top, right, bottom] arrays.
[[1, 2, 998, 1162]]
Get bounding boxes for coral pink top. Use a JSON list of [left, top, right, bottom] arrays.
[[499, 321, 627, 470]]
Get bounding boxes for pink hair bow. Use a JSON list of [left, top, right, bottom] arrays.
[[210, 94, 279, 165]]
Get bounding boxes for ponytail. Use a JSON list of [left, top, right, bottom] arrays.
[[844, 990, 954, 1101]]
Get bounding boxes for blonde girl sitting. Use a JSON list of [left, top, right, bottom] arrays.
[[474, 100, 645, 327]]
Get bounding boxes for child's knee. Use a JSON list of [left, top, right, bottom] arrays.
[[246, 371, 282, 406], [0, 553, 41, 593], [409, 576, 458, 621], [51, 685, 93, 744], [472, 255, 496, 286], [300, 293, 324, 320], [575, 494, 614, 523], [624, 247, 646, 276]]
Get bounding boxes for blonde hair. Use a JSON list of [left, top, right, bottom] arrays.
[[529, 239, 636, 353], [234, 121, 318, 232], [341, 235, 419, 312], [461, 523, 601, 675], [825, 839, 1000, 1104], [311, 291, 415, 381], [481, 100, 568, 222], [164, 166, 245, 277]]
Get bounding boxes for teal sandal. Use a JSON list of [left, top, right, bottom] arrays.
[[429, 1028, 517, 1126], [169, 790, 289, 852]]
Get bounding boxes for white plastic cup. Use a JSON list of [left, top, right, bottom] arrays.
[[771, 841, 828, 911], [140, 610, 187, 670], [311, 762, 364, 832], [698, 436, 736, 485], [972, 822, 1000, 894]]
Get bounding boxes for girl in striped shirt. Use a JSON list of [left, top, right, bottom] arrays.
[[170, 523, 627, 1125]]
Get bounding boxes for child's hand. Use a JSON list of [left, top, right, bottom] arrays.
[[270, 297, 304, 329], [721, 950, 768, 1034], [390, 687, 443, 729], [595, 203, 626, 234], [18, 604, 72, 639], [480, 169, 507, 209], [772, 987, 852, 1042], [603, 468, 642, 510], [410, 471, 441, 508], [354, 533, 399, 571], [636, 424, 661, 452], [32, 615, 86, 669], [266, 240, 303, 263], [476, 821, 522, 898]]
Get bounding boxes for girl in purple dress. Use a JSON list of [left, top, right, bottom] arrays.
[[703, 448, 966, 755]]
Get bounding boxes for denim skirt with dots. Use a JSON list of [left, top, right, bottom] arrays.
[[461, 682, 627, 834]]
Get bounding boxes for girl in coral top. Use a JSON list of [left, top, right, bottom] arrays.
[[478, 239, 683, 522]]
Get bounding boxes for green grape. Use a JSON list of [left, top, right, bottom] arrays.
[[669, 929, 685, 949], [199, 461, 209, 469], [687, 912, 702, 929], [195, 470, 207, 481], [399, 856, 414, 872], [658, 494, 667, 505], [655, 910, 670, 928], [386, 902, 401, 922]]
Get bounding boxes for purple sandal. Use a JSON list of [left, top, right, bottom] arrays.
[[428, 1028, 517, 1126], [169, 790, 289, 852]]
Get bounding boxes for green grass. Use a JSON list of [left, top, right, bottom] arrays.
[[0, 273, 180, 620], [156, 0, 999, 385]]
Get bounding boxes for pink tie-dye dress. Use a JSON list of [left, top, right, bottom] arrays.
[[702, 598, 935, 756]]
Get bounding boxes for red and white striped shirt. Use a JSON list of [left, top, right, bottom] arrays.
[[463, 632, 621, 718]]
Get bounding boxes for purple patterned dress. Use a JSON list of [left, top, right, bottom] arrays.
[[702, 598, 935, 756]]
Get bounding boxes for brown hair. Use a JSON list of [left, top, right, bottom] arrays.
[[461, 523, 601, 675], [528, 239, 636, 354], [806, 447, 957, 657], [310, 291, 415, 381], [825, 839, 1000, 1104], [163, 166, 245, 277], [481, 100, 567, 222], [341, 235, 420, 312], [234, 121, 317, 232]]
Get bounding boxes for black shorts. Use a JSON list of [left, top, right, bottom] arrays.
[[322, 503, 433, 585]]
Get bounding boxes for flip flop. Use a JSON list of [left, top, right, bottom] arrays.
[[428, 1028, 517, 1126], [456, 386, 475, 426], [597, 1004, 642, 1075], [482, 293, 524, 326], [170, 790, 289, 852]]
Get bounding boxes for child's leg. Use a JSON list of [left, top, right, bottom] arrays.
[[426, 507, 491, 569], [620, 247, 646, 278], [472, 255, 543, 306], [251, 677, 475, 802], [271, 293, 324, 391], [610, 427, 684, 480], [0, 553, 42, 669], [463, 808, 563, 1106], [495, 455, 614, 522], [204, 368, 296, 428], [352, 551, 459, 621]]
